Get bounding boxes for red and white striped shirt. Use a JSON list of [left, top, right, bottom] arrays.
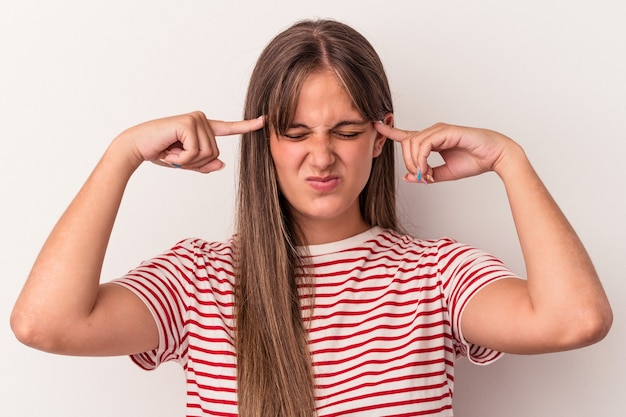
[[113, 227, 518, 416]]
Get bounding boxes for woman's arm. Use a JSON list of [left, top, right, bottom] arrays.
[[462, 141, 612, 353], [11, 112, 264, 356], [375, 121, 613, 354]]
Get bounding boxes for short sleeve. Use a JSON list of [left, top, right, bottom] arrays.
[[437, 238, 520, 365], [111, 239, 201, 370]]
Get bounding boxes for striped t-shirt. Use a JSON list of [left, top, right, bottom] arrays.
[[113, 227, 518, 416]]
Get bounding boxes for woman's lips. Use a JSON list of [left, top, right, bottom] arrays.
[[307, 176, 340, 192]]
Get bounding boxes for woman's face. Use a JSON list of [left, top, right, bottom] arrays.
[[269, 70, 388, 243]]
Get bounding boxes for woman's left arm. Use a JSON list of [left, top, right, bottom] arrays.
[[375, 121, 613, 354]]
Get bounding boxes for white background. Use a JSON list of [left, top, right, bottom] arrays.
[[1, 1, 624, 416]]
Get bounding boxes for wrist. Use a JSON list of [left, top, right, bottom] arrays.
[[493, 141, 534, 181], [105, 134, 145, 176]]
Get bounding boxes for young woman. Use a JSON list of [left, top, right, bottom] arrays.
[[11, 19, 612, 417]]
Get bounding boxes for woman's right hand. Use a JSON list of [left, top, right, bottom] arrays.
[[118, 111, 265, 173]]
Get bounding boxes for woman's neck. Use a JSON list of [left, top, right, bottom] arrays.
[[293, 208, 370, 245]]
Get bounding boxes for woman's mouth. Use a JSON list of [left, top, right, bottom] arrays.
[[306, 175, 340, 192]]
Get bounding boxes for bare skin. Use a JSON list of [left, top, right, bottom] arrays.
[[11, 112, 264, 355], [376, 121, 613, 353], [11, 72, 612, 359], [268, 71, 390, 244]]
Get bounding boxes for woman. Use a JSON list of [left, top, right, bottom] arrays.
[[11, 19, 612, 417]]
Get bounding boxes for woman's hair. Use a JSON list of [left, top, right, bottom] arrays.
[[234, 19, 397, 417]]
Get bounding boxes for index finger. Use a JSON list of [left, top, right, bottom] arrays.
[[209, 115, 265, 137], [374, 122, 413, 142]]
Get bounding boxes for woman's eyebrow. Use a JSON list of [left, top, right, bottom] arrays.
[[333, 120, 369, 128], [287, 120, 369, 129]]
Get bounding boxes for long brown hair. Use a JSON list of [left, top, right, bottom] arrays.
[[235, 19, 397, 416]]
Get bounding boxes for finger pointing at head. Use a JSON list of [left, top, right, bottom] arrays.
[[374, 122, 410, 142], [374, 121, 422, 177], [209, 115, 265, 137]]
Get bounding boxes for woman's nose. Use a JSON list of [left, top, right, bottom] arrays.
[[307, 135, 336, 169]]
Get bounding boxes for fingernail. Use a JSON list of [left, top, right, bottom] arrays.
[[417, 167, 422, 182], [159, 158, 181, 168]]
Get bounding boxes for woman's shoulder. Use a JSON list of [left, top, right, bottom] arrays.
[[161, 236, 238, 261], [373, 228, 498, 268], [374, 228, 460, 253]]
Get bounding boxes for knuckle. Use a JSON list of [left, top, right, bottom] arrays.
[[179, 113, 198, 128], [180, 111, 206, 127], [191, 110, 207, 119], [203, 149, 219, 160], [202, 143, 219, 158]]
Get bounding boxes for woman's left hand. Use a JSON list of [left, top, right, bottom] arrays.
[[374, 122, 519, 183]]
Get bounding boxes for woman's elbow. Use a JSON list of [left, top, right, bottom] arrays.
[[10, 308, 60, 353], [586, 302, 613, 343], [11, 309, 40, 349], [563, 300, 613, 349]]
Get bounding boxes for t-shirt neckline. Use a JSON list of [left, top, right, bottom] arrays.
[[301, 227, 383, 257]]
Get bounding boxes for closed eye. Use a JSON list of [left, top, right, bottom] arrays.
[[282, 132, 309, 141], [334, 131, 364, 139]]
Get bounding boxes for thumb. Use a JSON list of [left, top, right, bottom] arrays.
[[208, 115, 265, 137]]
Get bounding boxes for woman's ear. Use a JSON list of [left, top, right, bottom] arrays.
[[373, 113, 394, 157]]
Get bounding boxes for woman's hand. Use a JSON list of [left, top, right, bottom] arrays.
[[374, 122, 521, 183], [118, 111, 265, 173]]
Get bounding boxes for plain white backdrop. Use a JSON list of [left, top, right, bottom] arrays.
[[1, 1, 624, 416]]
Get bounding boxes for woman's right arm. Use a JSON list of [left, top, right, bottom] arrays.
[[10, 112, 264, 356]]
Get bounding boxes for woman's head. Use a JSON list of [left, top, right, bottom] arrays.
[[239, 19, 397, 238]]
